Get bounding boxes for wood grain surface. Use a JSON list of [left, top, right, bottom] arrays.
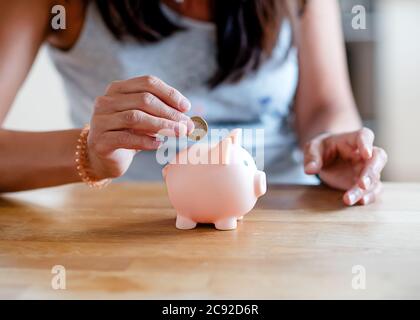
[[1, 182, 419, 299]]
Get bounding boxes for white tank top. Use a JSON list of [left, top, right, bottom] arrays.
[[48, 2, 316, 184]]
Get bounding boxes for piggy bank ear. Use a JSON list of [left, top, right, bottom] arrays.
[[229, 128, 242, 146], [220, 137, 232, 165]]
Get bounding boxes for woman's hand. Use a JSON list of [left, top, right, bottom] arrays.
[[87, 75, 194, 180], [303, 128, 388, 206]]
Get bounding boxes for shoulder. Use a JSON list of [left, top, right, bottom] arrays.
[[47, 0, 89, 50], [0, 0, 59, 49], [0, 0, 53, 27], [0, 0, 87, 45], [0, 0, 70, 25]]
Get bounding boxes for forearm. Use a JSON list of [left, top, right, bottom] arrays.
[[0, 129, 82, 192]]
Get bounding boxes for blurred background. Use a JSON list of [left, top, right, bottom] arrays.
[[3, 0, 420, 181]]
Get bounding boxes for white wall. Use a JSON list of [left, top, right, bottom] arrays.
[[3, 47, 71, 131], [376, 0, 420, 181]]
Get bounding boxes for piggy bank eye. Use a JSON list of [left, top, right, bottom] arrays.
[[243, 160, 249, 166]]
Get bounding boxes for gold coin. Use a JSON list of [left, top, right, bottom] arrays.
[[188, 116, 208, 141]]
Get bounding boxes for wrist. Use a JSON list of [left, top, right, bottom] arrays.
[[75, 125, 111, 188], [85, 149, 111, 180]]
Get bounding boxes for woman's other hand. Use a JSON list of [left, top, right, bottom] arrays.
[[87, 75, 194, 180], [303, 128, 388, 206]]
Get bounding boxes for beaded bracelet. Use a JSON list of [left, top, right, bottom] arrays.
[[75, 124, 111, 188]]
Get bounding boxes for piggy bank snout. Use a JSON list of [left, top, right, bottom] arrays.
[[254, 170, 267, 198]]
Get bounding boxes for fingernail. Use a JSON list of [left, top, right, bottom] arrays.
[[155, 135, 164, 142], [176, 123, 188, 137], [153, 139, 162, 148], [361, 195, 368, 205], [179, 117, 194, 134], [187, 118, 195, 134], [363, 148, 372, 160], [180, 98, 191, 111], [347, 188, 361, 205], [347, 192, 357, 205], [362, 176, 371, 189], [305, 161, 317, 172]]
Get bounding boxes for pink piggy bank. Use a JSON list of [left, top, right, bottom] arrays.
[[162, 129, 266, 230]]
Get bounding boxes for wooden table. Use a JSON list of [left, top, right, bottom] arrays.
[[0, 183, 420, 299]]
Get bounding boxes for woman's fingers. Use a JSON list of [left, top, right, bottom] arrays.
[[303, 135, 327, 174], [101, 110, 188, 137], [105, 75, 191, 112], [98, 131, 162, 153], [87, 75, 191, 179], [344, 180, 383, 206], [328, 128, 374, 161], [355, 128, 374, 160], [93, 93, 194, 133], [343, 184, 364, 206], [358, 182, 383, 205], [357, 147, 388, 189], [310, 128, 385, 206]]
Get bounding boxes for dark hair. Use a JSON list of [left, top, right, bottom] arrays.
[[95, 0, 306, 87]]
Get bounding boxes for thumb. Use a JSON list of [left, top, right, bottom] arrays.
[[303, 138, 324, 174]]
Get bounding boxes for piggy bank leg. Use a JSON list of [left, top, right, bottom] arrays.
[[215, 218, 237, 230], [176, 215, 197, 230]]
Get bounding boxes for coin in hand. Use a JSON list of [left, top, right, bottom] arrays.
[[188, 116, 208, 141]]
